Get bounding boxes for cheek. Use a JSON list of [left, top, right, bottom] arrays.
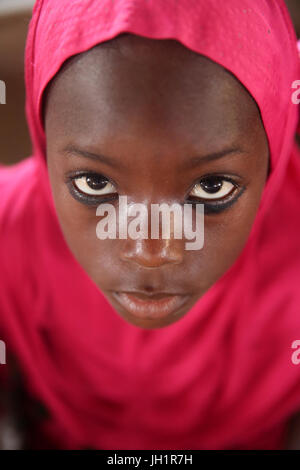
[[47, 162, 110, 279], [201, 181, 265, 282], [53, 198, 115, 280], [56, 203, 122, 289]]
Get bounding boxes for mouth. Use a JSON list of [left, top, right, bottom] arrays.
[[111, 291, 190, 320]]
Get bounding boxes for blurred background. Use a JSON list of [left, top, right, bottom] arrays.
[[0, 0, 299, 166]]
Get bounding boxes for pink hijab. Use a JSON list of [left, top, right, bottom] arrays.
[[0, 0, 300, 449]]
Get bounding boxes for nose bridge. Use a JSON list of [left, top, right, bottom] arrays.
[[121, 196, 183, 268], [118, 197, 186, 268]]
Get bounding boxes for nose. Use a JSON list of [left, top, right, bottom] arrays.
[[120, 237, 184, 268]]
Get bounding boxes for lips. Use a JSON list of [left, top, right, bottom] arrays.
[[112, 291, 189, 320]]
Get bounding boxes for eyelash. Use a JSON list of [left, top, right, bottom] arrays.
[[65, 171, 244, 214]]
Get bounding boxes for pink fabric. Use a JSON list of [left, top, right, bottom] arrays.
[[0, 0, 300, 449]]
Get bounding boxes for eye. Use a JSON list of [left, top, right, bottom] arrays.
[[73, 174, 116, 196], [189, 176, 236, 201]]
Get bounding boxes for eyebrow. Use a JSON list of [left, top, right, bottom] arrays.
[[62, 144, 247, 169], [61, 145, 124, 169], [185, 147, 248, 168]]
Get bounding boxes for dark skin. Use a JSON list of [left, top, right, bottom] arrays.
[[44, 34, 269, 330], [2, 33, 298, 450]]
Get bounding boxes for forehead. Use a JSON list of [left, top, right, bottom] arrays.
[[44, 34, 260, 149]]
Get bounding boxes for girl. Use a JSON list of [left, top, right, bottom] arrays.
[[0, 0, 300, 450]]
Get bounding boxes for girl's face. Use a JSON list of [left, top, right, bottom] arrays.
[[45, 35, 269, 329]]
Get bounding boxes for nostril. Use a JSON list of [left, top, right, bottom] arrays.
[[122, 251, 180, 268], [120, 238, 184, 268]]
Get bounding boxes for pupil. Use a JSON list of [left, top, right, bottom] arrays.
[[86, 175, 107, 190], [200, 177, 222, 194]]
